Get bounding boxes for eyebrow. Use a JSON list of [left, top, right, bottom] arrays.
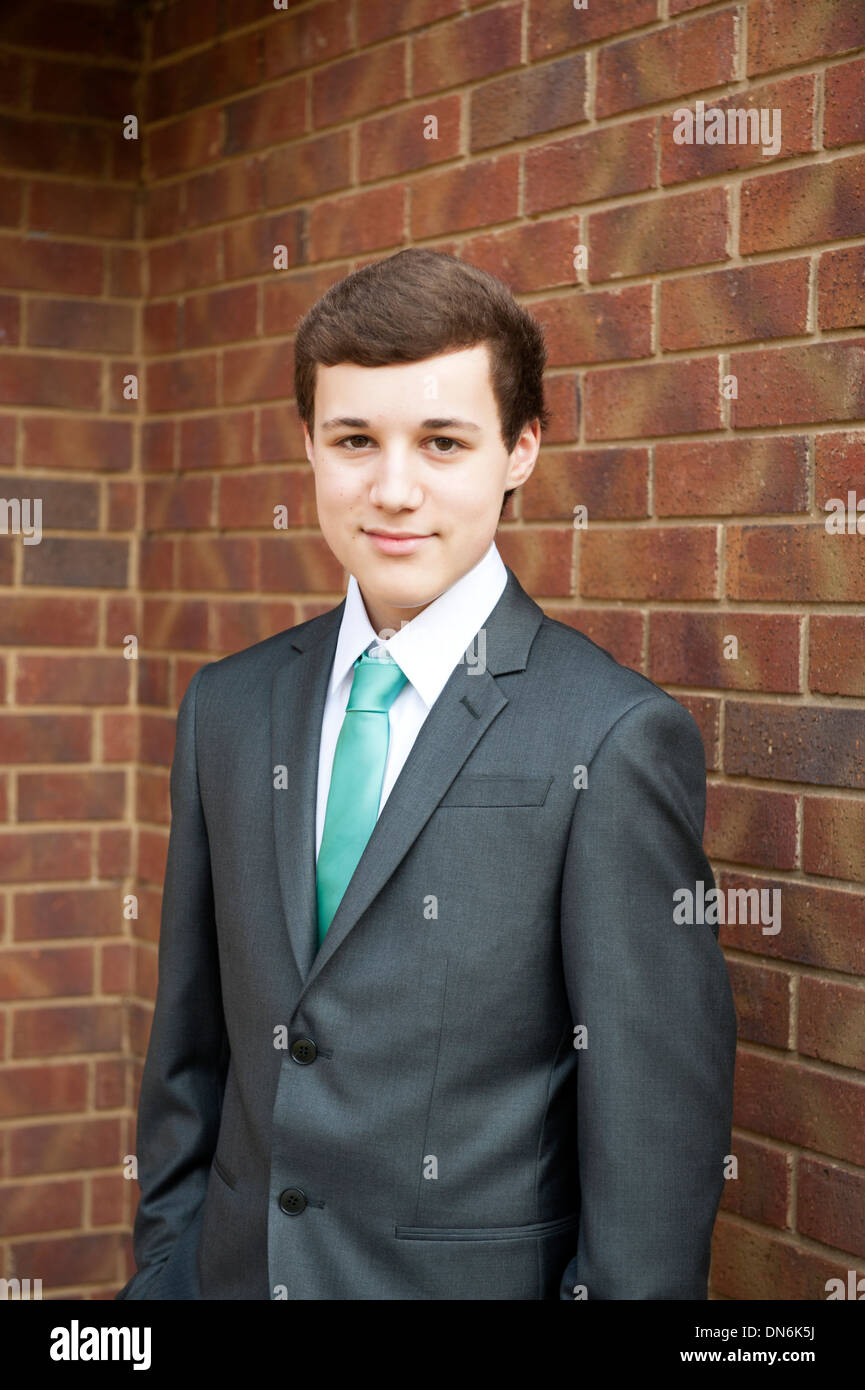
[[319, 416, 482, 433]]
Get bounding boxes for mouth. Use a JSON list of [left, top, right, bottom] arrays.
[[363, 529, 433, 556]]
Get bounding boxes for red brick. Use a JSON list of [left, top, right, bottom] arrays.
[[2, 1178, 84, 1236], [553, 607, 644, 672], [17, 770, 125, 822], [731, 340, 865, 429], [0, 597, 98, 647], [649, 611, 800, 693], [148, 108, 222, 180], [798, 1158, 865, 1260], [91, 1171, 128, 1226], [410, 155, 518, 240], [719, 871, 865, 975], [661, 75, 815, 184], [177, 536, 257, 592], [0, 832, 91, 884], [263, 0, 353, 81], [10, 1231, 124, 1287], [525, 117, 656, 215], [523, 447, 649, 522], [359, 98, 461, 182], [148, 32, 260, 123], [23, 416, 132, 472], [102, 711, 138, 762], [748, 0, 865, 77], [358, 0, 461, 46], [727, 524, 865, 602], [0, 351, 100, 409], [740, 152, 865, 253], [144, 476, 213, 531], [0, 1062, 87, 1118], [724, 701, 865, 790], [589, 186, 728, 281], [457, 220, 580, 295], [660, 259, 809, 351], [8, 1116, 122, 1176], [718, 1134, 791, 1229], [186, 158, 263, 229], [824, 54, 865, 148], [495, 529, 574, 597], [712, 1217, 854, 1301], [818, 245, 865, 330], [22, 538, 129, 589], [14, 888, 123, 941], [0, 714, 91, 763], [183, 284, 258, 350], [597, 9, 736, 117], [212, 600, 298, 654], [584, 356, 721, 440], [543, 374, 580, 444], [803, 795, 865, 884], [529, 0, 658, 57], [180, 412, 255, 470], [581, 527, 718, 599], [0, 946, 93, 1000], [704, 782, 798, 869], [471, 55, 588, 151], [655, 437, 808, 516], [222, 341, 295, 407], [149, 226, 222, 295], [142, 599, 209, 651], [726, 958, 791, 1047], [799, 976, 865, 1072], [815, 430, 865, 503], [313, 41, 407, 126], [679, 695, 720, 770], [0, 233, 101, 295], [147, 353, 219, 412], [13, 1003, 124, 1057], [413, 6, 521, 96], [536, 286, 652, 367], [810, 617, 865, 698], [734, 1050, 865, 1166], [259, 534, 345, 594], [27, 290, 134, 353]]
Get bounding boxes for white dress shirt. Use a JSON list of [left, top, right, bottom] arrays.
[[315, 540, 508, 860]]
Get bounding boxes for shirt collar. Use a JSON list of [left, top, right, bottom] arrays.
[[329, 540, 508, 710]]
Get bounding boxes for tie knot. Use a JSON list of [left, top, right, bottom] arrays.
[[346, 649, 408, 713]]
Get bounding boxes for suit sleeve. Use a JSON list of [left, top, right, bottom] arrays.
[[558, 694, 737, 1300], [116, 664, 229, 1300]]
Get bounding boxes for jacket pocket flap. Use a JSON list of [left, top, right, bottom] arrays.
[[438, 774, 553, 808]]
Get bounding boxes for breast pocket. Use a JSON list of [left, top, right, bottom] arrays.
[[437, 775, 553, 808]]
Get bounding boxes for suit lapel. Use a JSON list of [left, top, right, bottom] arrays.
[[271, 566, 545, 991], [270, 601, 344, 984]]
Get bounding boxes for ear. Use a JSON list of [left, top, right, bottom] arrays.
[[505, 418, 541, 489], [302, 422, 315, 466]]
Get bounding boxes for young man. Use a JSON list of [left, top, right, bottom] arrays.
[[118, 248, 737, 1301]]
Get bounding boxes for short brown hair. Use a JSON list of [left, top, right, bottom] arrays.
[[293, 248, 550, 518]]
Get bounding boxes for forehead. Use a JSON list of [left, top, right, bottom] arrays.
[[313, 343, 496, 418]]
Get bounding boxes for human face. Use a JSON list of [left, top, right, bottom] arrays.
[[303, 344, 540, 637]]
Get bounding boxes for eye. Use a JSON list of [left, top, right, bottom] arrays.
[[427, 437, 463, 454], [335, 435, 372, 450]]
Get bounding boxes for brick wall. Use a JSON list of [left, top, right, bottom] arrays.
[[0, 0, 863, 1300]]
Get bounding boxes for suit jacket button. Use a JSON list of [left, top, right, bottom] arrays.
[[279, 1188, 307, 1215], [290, 1037, 317, 1064]]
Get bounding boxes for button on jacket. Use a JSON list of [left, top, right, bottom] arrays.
[[117, 561, 737, 1301]]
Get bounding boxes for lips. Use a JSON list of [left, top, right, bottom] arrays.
[[364, 530, 432, 555]]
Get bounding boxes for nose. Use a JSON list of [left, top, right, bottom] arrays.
[[368, 446, 424, 510]]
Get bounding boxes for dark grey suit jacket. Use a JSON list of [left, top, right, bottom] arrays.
[[116, 565, 737, 1300]]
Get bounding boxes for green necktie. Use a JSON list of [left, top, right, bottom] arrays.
[[316, 648, 408, 948]]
